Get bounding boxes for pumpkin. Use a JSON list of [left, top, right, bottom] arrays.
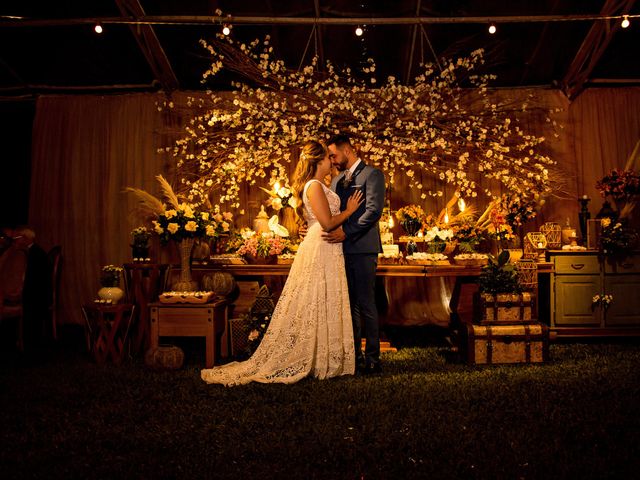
[[202, 271, 236, 297], [145, 344, 184, 370]]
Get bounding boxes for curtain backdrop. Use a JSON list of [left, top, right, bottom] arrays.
[[28, 88, 640, 327]]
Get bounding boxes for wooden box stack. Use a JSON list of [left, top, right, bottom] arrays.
[[464, 292, 549, 365]]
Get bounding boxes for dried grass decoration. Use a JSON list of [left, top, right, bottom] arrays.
[[540, 222, 561, 249], [524, 232, 547, 260]]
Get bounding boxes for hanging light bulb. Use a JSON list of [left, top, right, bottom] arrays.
[[458, 198, 466, 213], [488, 23, 497, 34], [94, 24, 103, 34], [355, 26, 364, 37], [621, 15, 630, 29], [222, 24, 231, 36]]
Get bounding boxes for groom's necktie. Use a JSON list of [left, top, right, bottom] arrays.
[[344, 170, 352, 183]]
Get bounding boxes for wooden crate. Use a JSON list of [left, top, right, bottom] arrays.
[[463, 322, 549, 365], [479, 292, 534, 324]]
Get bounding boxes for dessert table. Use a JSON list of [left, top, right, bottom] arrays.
[[186, 261, 554, 327]]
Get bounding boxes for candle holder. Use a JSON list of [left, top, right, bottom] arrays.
[[578, 196, 591, 244]]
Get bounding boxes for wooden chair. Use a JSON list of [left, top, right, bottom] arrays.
[[48, 246, 62, 340], [0, 247, 28, 351]]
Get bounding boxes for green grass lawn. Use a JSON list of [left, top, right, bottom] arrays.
[[1, 336, 639, 479]]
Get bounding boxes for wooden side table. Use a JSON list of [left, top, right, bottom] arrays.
[[149, 300, 228, 368], [82, 303, 136, 365], [123, 263, 169, 354]]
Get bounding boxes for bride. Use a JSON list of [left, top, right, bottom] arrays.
[[201, 140, 363, 386]]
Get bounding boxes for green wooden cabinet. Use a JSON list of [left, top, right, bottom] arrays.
[[549, 251, 640, 336]]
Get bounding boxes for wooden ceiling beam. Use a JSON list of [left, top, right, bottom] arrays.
[[5, 14, 639, 27], [561, 0, 637, 99], [114, 0, 179, 93]]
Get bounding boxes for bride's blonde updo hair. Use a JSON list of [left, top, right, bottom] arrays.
[[291, 140, 327, 225]]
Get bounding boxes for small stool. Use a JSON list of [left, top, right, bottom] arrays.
[[149, 300, 228, 368], [82, 303, 135, 365]]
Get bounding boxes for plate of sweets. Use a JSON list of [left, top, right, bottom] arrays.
[[208, 254, 247, 265], [378, 244, 403, 264], [453, 253, 489, 266], [406, 252, 450, 265], [159, 291, 216, 304]]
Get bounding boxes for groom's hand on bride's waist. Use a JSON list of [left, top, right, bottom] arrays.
[[322, 226, 346, 243]]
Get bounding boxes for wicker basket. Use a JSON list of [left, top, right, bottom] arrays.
[[229, 317, 251, 357], [516, 259, 538, 291], [524, 232, 547, 260]]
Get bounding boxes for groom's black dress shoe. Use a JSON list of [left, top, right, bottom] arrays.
[[362, 362, 382, 375]]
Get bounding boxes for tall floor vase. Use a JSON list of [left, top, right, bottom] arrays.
[[172, 237, 198, 291]]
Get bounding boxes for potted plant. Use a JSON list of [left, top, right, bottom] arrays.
[[477, 250, 532, 323], [98, 265, 124, 304], [395, 204, 425, 255], [131, 226, 151, 261]]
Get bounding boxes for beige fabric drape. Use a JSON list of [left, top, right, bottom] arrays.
[[28, 88, 640, 327], [30, 93, 170, 326]]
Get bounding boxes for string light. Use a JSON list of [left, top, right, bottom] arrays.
[[488, 23, 497, 34], [222, 24, 231, 35], [355, 26, 364, 36], [94, 24, 103, 34], [621, 15, 630, 28]]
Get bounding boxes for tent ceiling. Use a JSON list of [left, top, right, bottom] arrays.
[[1, 0, 639, 98]]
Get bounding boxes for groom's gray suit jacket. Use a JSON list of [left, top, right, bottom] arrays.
[[331, 161, 385, 254]]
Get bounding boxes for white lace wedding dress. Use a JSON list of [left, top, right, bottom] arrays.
[[201, 179, 355, 386]]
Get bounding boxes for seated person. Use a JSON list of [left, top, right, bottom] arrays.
[[11, 227, 51, 348]]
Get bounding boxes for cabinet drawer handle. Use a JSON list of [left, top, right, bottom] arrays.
[[570, 263, 585, 270]]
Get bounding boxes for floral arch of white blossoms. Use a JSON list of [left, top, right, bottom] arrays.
[[158, 32, 563, 214]]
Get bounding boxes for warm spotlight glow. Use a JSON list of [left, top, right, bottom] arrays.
[[94, 24, 103, 34], [222, 25, 231, 36], [355, 26, 364, 36], [457, 198, 466, 213], [444, 208, 450, 224], [621, 15, 630, 28], [488, 23, 497, 34]]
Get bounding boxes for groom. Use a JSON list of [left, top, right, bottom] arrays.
[[323, 134, 386, 374]]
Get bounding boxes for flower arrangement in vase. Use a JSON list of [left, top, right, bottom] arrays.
[[232, 227, 290, 264], [131, 226, 151, 261], [395, 204, 425, 255], [424, 225, 455, 254], [125, 175, 234, 291], [98, 265, 124, 304], [454, 222, 483, 253], [260, 180, 299, 237], [595, 168, 640, 205], [260, 180, 299, 211], [599, 217, 638, 258]]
